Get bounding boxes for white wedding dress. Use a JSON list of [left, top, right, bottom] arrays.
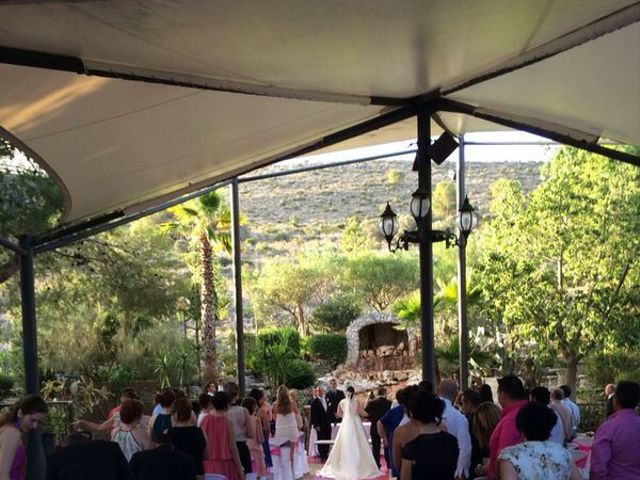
[[318, 395, 381, 479]]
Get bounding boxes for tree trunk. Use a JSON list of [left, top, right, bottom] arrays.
[[0, 254, 20, 284], [566, 356, 579, 400], [200, 233, 217, 382]]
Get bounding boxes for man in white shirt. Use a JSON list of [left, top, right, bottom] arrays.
[[438, 379, 472, 480], [560, 384, 580, 438]]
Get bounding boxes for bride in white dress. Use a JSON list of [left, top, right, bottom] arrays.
[[318, 386, 381, 479]]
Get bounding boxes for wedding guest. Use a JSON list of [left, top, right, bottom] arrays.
[[590, 380, 640, 480], [498, 403, 581, 480], [550, 388, 573, 443], [168, 397, 206, 476], [471, 401, 501, 478], [479, 384, 494, 404], [217, 377, 226, 392], [200, 391, 245, 479], [438, 379, 472, 478], [130, 433, 196, 480], [487, 375, 528, 480], [242, 397, 267, 479], [380, 385, 420, 478], [249, 388, 273, 468], [399, 389, 458, 480], [196, 393, 212, 427], [419, 380, 434, 395], [529, 386, 564, 445], [204, 382, 217, 396], [110, 388, 138, 418], [225, 381, 254, 476], [365, 387, 392, 469], [459, 388, 483, 475], [112, 399, 151, 461], [274, 386, 302, 468], [326, 378, 345, 424], [149, 388, 176, 444], [0, 395, 47, 480], [604, 383, 615, 418], [310, 385, 331, 461], [559, 385, 579, 438], [74, 388, 142, 436], [288, 388, 303, 428]]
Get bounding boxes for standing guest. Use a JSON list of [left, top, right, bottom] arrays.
[[217, 377, 226, 392], [151, 393, 163, 417], [243, 397, 267, 479], [0, 395, 47, 480], [204, 382, 217, 396], [419, 380, 435, 395], [168, 398, 206, 477], [288, 388, 303, 429], [498, 403, 580, 480], [47, 433, 133, 480], [604, 383, 615, 418], [200, 392, 245, 479], [550, 388, 573, 443], [112, 399, 151, 461], [559, 385, 580, 438], [399, 389, 458, 480], [529, 386, 564, 446], [590, 380, 640, 480], [471, 402, 502, 478], [438, 380, 472, 479], [459, 388, 483, 475], [325, 378, 345, 425], [74, 389, 143, 437], [310, 385, 331, 461], [196, 393, 212, 427], [487, 375, 528, 480], [110, 388, 138, 418], [225, 381, 255, 477], [130, 433, 196, 480], [365, 387, 392, 469], [479, 384, 494, 404], [149, 388, 176, 444], [249, 388, 273, 468], [274, 386, 303, 469], [380, 386, 420, 478]]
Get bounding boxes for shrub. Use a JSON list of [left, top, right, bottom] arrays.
[[311, 296, 360, 333], [257, 328, 301, 356], [253, 328, 301, 388], [285, 360, 316, 390], [0, 374, 14, 400], [308, 334, 347, 368], [387, 168, 404, 185]]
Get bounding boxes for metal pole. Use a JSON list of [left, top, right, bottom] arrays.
[[230, 178, 246, 395], [457, 136, 469, 389], [417, 111, 435, 382], [19, 235, 39, 394]]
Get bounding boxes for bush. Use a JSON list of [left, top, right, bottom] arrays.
[[311, 296, 360, 333], [253, 328, 301, 388], [0, 374, 14, 400], [285, 360, 316, 390], [257, 328, 301, 356], [308, 334, 347, 368]]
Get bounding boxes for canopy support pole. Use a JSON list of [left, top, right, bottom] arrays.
[[230, 178, 245, 395], [457, 136, 469, 390], [19, 235, 39, 394]]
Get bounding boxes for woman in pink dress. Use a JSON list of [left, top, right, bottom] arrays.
[[200, 391, 245, 480], [242, 397, 268, 478], [0, 395, 48, 480]]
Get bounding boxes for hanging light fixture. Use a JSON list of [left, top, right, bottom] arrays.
[[456, 195, 478, 238]]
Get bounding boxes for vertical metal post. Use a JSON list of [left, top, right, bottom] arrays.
[[417, 111, 435, 382], [230, 178, 245, 395], [19, 235, 39, 394], [457, 136, 469, 389]]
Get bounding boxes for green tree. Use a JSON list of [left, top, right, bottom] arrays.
[[432, 180, 457, 221], [477, 147, 640, 391], [163, 191, 231, 381]]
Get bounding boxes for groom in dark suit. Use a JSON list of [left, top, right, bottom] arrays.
[[325, 378, 345, 424], [310, 386, 332, 461], [365, 387, 392, 468]]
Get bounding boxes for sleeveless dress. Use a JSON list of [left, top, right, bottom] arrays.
[[151, 413, 172, 442], [200, 414, 240, 480], [112, 428, 144, 461], [1, 424, 26, 480], [318, 397, 382, 479], [275, 412, 299, 440]]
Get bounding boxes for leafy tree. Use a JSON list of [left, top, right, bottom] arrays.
[[310, 295, 360, 333], [162, 191, 231, 381], [432, 180, 457, 221], [476, 147, 640, 391]]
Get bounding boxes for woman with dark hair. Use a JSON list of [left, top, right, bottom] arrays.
[[249, 388, 273, 468], [498, 403, 580, 480], [399, 390, 458, 480], [200, 391, 244, 479], [479, 384, 494, 404], [149, 388, 176, 445], [112, 399, 150, 461], [168, 397, 206, 476], [0, 395, 47, 480]]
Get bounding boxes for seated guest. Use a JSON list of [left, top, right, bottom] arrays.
[[399, 389, 458, 480], [112, 399, 151, 461], [529, 386, 564, 446], [168, 398, 206, 477], [487, 375, 528, 480], [590, 380, 640, 480], [471, 401, 501, 478], [550, 388, 573, 443], [129, 434, 196, 480], [200, 391, 245, 480], [498, 403, 581, 480], [46, 433, 133, 480]]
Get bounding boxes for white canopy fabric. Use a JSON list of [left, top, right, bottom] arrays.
[[0, 1, 638, 226]]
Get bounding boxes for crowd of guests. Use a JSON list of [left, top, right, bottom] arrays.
[[0, 381, 310, 480]]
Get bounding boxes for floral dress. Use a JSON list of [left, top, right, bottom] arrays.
[[498, 440, 572, 480]]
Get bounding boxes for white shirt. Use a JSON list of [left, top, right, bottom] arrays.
[[562, 398, 580, 431], [441, 398, 471, 478], [549, 408, 565, 445]]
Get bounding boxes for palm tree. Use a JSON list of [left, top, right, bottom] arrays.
[[163, 191, 231, 382]]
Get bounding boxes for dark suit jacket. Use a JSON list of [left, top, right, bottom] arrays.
[[310, 397, 331, 431], [365, 397, 392, 436], [129, 446, 196, 480], [46, 440, 133, 480], [325, 389, 345, 423]]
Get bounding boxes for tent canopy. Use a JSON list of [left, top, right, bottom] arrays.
[[0, 1, 639, 227]]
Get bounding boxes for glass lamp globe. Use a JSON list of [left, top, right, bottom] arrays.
[[456, 196, 477, 236], [410, 188, 430, 220], [379, 202, 399, 241]]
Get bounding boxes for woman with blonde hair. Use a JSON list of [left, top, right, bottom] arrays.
[[273, 386, 302, 469], [472, 401, 502, 478]]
